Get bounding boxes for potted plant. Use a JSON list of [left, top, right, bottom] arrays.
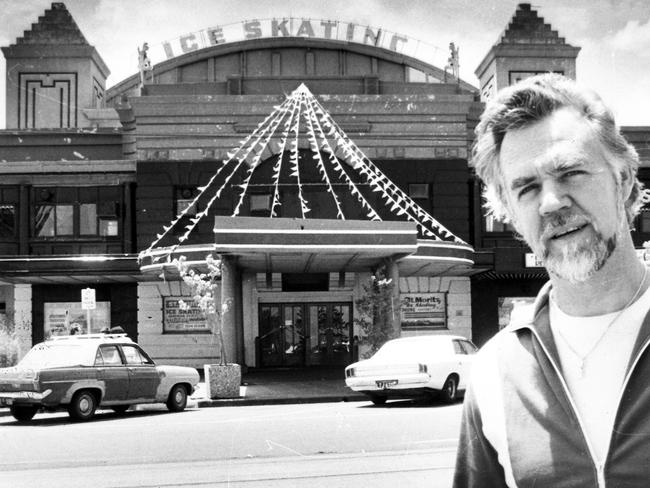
[[174, 254, 241, 399]]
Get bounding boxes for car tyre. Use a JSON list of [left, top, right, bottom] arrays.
[[440, 376, 458, 403], [10, 405, 39, 422], [111, 405, 130, 414], [369, 395, 387, 405], [68, 390, 97, 421], [166, 384, 188, 412]]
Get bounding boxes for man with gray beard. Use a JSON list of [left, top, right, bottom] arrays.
[[453, 74, 650, 487]]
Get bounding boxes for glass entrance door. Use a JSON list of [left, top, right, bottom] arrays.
[[259, 302, 353, 368], [258, 304, 305, 367], [307, 303, 352, 367]]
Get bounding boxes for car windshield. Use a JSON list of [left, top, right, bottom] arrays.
[[18, 342, 95, 369], [372, 340, 450, 360]]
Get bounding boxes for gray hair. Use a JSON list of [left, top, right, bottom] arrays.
[[472, 73, 642, 225]]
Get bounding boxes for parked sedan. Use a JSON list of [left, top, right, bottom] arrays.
[[0, 333, 200, 422], [344, 335, 477, 405]]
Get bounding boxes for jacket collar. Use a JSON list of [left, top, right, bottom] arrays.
[[507, 281, 561, 366], [507, 278, 650, 375]]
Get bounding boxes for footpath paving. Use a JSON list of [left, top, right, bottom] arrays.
[[192, 367, 367, 407]]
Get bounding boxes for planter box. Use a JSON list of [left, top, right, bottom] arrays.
[[204, 363, 241, 399]]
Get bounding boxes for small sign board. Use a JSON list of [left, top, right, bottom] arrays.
[[524, 253, 544, 268], [81, 288, 96, 310]]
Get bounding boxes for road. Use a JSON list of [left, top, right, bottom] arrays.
[[0, 400, 462, 488]]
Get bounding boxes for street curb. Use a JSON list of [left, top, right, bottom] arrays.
[[0, 394, 369, 417], [195, 394, 367, 408]]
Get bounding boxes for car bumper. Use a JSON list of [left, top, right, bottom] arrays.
[[345, 373, 431, 392], [0, 389, 52, 406]]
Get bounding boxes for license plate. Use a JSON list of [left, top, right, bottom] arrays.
[[376, 379, 398, 389]]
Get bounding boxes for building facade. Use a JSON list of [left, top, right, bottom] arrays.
[[1, 3, 649, 369]]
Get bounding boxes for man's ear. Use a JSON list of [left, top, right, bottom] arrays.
[[620, 168, 635, 201]]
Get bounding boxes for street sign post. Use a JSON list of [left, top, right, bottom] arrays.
[[81, 288, 96, 334]]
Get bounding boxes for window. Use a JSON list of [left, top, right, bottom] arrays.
[[484, 215, 516, 233], [458, 340, 478, 354], [408, 183, 430, 200], [121, 345, 153, 365], [99, 219, 119, 236], [250, 193, 272, 214], [80, 203, 97, 235], [95, 345, 123, 366], [0, 187, 18, 239], [35, 204, 73, 236], [33, 187, 121, 239], [0, 204, 16, 238], [176, 187, 197, 217]]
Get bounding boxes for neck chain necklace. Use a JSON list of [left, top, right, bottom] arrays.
[[553, 265, 648, 378]]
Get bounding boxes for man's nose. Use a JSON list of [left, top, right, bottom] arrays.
[[538, 181, 571, 216]]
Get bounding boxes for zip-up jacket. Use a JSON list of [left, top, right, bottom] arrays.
[[453, 283, 650, 488]]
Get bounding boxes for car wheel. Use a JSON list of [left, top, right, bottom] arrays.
[[369, 395, 387, 405], [10, 405, 39, 422], [111, 405, 130, 414], [68, 390, 97, 421], [166, 384, 188, 412], [440, 376, 458, 403]]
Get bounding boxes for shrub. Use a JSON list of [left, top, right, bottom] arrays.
[[354, 271, 400, 358], [0, 318, 20, 367]]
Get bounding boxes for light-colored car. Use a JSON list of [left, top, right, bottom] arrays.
[[0, 333, 200, 422], [344, 334, 477, 405]]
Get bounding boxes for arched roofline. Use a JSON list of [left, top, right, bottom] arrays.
[[107, 36, 477, 99]]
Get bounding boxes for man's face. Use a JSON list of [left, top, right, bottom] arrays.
[[499, 107, 627, 283]]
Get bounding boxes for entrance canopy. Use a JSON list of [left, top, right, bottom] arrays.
[[139, 83, 474, 277]]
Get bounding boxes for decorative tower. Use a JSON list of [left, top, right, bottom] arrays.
[[475, 3, 580, 101], [1, 2, 110, 129]]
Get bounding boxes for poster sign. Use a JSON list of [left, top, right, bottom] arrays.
[[401, 293, 446, 329], [81, 288, 96, 310], [44, 302, 111, 337], [163, 297, 210, 333]]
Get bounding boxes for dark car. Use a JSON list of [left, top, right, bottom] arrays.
[[0, 333, 200, 422]]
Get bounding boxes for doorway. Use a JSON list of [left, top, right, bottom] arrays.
[[258, 302, 353, 368]]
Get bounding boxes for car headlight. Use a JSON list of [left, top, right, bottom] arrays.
[[345, 368, 355, 378], [418, 364, 428, 374]]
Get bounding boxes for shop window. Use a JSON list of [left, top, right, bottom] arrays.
[[408, 183, 430, 200]]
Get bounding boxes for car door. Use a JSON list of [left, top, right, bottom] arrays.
[[94, 345, 129, 402], [120, 344, 160, 401]]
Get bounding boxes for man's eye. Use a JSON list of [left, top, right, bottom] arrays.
[[518, 185, 537, 198], [563, 170, 585, 179]]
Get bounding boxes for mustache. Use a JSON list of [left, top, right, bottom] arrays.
[[539, 212, 590, 241]]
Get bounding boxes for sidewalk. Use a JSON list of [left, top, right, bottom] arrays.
[[0, 368, 367, 417], [191, 367, 367, 407]]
